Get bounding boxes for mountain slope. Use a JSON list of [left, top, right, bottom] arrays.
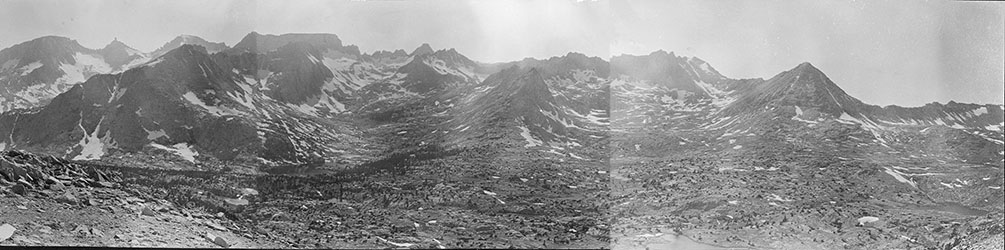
[[0, 36, 113, 112], [610, 50, 727, 100], [0, 44, 377, 165]]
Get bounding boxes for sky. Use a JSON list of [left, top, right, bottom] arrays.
[[1, 0, 1002, 106], [612, 0, 1005, 106], [0, 0, 610, 63]]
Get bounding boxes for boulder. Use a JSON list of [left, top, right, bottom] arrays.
[[856, 216, 880, 226], [56, 193, 79, 205], [205, 232, 230, 247], [10, 183, 27, 195], [0, 224, 15, 242], [141, 207, 157, 216], [49, 182, 66, 191], [239, 188, 259, 196]]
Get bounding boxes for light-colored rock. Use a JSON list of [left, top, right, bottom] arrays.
[[223, 198, 249, 206], [0, 224, 15, 242], [239, 188, 259, 196], [205, 232, 230, 248], [857, 216, 880, 226], [205, 222, 228, 231]]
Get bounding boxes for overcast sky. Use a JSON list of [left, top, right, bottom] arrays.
[[1, 0, 1001, 106]]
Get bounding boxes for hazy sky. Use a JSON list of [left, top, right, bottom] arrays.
[[613, 0, 1004, 106], [1, 0, 1001, 106], [0, 0, 610, 63]]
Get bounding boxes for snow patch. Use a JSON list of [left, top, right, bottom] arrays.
[[973, 107, 988, 116], [518, 126, 543, 148], [182, 92, 233, 116], [150, 143, 199, 163], [18, 61, 43, 76], [72, 116, 108, 161], [883, 167, 917, 188]]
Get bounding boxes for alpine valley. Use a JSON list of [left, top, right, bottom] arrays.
[[0, 33, 1002, 249]]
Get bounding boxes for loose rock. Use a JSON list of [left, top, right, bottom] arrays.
[[206, 222, 228, 231]]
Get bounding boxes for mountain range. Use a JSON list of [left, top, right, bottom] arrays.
[[0, 33, 1002, 166]]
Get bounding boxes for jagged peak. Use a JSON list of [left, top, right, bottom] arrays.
[[565, 51, 587, 58], [369, 49, 408, 58], [650, 49, 671, 57]]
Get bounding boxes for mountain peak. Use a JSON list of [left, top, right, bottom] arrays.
[[411, 43, 434, 56], [152, 34, 227, 56], [232, 32, 342, 54], [164, 44, 209, 58], [23, 36, 85, 51], [175, 34, 207, 44], [649, 50, 671, 57], [792, 62, 823, 75], [102, 38, 132, 50]]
